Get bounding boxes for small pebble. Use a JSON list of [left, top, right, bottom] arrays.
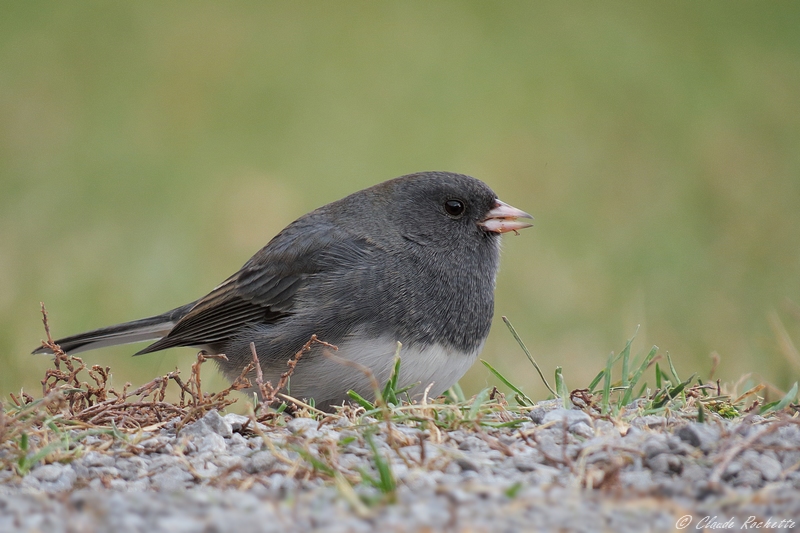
[[32, 464, 63, 483]]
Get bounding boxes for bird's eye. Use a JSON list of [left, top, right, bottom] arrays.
[[444, 199, 465, 217]]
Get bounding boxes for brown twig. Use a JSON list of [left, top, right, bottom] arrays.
[[28, 306, 256, 429], [40, 302, 53, 344], [249, 335, 337, 411]]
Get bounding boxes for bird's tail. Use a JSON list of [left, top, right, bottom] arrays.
[[31, 303, 194, 356]]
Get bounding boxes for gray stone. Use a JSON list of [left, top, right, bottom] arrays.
[[593, 420, 618, 436], [32, 464, 63, 482], [630, 415, 668, 429], [748, 453, 783, 482], [88, 466, 120, 479], [246, 451, 277, 473], [182, 410, 233, 439], [780, 450, 800, 469], [197, 433, 228, 454], [676, 423, 719, 453], [82, 451, 116, 467], [150, 465, 194, 492], [570, 423, 595, 439], [528, 407, 547, 424], [115, 456, 149, 480], [458, 436, 486, 451], [138, 437, 170, 452], [228, 432, 249, 447], [214, 455, 244, 469], [735, 468, 763, 487], [202, 409, 234, 437], [149, 454, 183, 470], [722, 461, 742, 480], [641, 436, 670, 458], [223, 413, 251, 433], [624, 426, 642, 438], [44, 467, 77, 493], [455, 457, 480, 472], [189, 458, 220, 479], [20, 476, 42, 490], [528, 400, 561, 424], [286, 417, 320, 437], [681, 463, 709, 483], [541, 408, 593, 431], [666, 434, 693, 455], [646, 453, 683, 474]]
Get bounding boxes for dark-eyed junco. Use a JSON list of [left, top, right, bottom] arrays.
[[34, 172, 533, 409]]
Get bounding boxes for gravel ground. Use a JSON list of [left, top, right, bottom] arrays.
[[2, 402, 799, 532]]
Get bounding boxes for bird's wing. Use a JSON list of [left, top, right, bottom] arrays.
[[136, 218, 374, 354]]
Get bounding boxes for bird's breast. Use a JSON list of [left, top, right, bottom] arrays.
[[299, 335, 483, 407]]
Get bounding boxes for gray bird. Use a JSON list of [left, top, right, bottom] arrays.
[[34, 171, 533, 410]]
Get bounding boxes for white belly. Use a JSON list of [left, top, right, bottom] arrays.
[[287, 336, 483, 407]]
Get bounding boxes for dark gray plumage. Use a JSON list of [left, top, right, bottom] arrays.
[[34, 171, 533, 410]]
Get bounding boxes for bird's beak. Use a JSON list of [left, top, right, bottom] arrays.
[[478, 200, 534, 234]]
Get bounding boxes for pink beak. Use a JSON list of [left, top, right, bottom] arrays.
[[478, 200, 534, 234]]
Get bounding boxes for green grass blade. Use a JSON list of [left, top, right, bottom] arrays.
[[394, 383, 417, 396], [481, 359, 534, 406], [347, 389, 375, 410], [621, 345, 658, 406], [502, 316, 556, 396], [365, 432, 396, 497], [652, 373, 695, 409], [356, 465, 379, 488], [505, 482, 523, 498], [446, 382, 467, 403], [468, 388, 491, 420], [381, 348, 402, 405], [636, 381, 647, 400], [514, 394, 529, 407], [760, 382, 798, 414], [666, 351, 681, 383], [655, 362, 662, 389], [588, 369, 605, 392], [602, 352, 614, 415], [620, 338, 633, 389]]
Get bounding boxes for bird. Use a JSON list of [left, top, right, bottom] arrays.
[[33, 171, 533, 410]]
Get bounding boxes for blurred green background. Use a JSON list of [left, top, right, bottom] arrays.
[[2, 2, 799, 403]]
